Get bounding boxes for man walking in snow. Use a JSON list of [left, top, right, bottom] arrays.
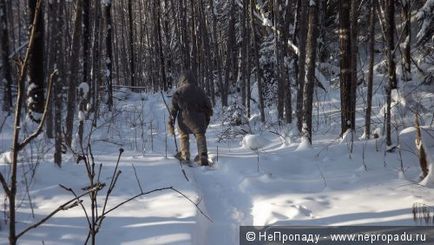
[[168, 71, 213, 166]]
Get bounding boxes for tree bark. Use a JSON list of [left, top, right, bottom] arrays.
[[302, 0, 319, 144], [296, 0, 308, 132], [104, 0, 113, 110], [349, 0, 358, 131], [222, 0, 236, 107], [385, 0, 397, 146], [338, 0, 352, 135], [365, 0, 375, 139], [27, 0, 45, 122], [274, 0, 285, 122], [53, 0, 64, 166], [251, 0, 265, 122], [82, 0, 91, 88], [283, 0, 292, 124], [1, 0, 13, 112], [65, 0, 83, 147], [400, 0, 411, 81], [128, 0, 135, 86]]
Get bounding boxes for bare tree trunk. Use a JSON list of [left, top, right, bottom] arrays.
[[400, 0, 411, 81], [349, 0, 358, 131], [91, 0, 102, 109], [302, 0, 319, 144], [1, 0, 13, 112], [296, 0, 308, 132], [222, 0, 236, 107], [27, 0, 45, 123], [241, 0, 249, 109], [365, 0, 375, 139], [274, 0, 284, 122], [83, 0, 91, 90], [209, 0, 221, 106], [415, 113, 428, 178], [338, 0, 352, 135], [104, 0, 113, 110], [128, 0, 135, 86], [385, 0, 397, 146], [155, 0, 168, 91], [283, 0, 292, 124], [8, 2, 47, 243], [250, 0, 265, 122], [180, 0, 190, 71], [53, 1, 64, 166], [190, 0, 199, 80], [197, 0, 213, 99], [65, 0, 83, 147]]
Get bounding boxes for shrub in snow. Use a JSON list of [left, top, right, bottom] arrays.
[[217, 103, 251, 142], [241, 134, 268, 151]]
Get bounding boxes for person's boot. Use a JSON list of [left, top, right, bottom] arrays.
[[175, 151, 190, 164], [193, 153, 209, 166], [200, 153, 209, 166], [193, 154, 200, 163], [195, 134, 209, 166]]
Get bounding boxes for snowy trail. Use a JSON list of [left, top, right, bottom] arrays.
[[2, 91, 434, 244], [188, 161, 253, 245]]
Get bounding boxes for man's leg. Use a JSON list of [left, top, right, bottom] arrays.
[[195, 133, 209, 165], [179, 130, 190, 161]]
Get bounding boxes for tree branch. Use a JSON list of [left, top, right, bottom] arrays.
[[16, 184, 104, 239], [98, 186, 213, 224], [0, 173, 11, 197], [59, 184, 92, 229], [18, 70, 57, 151]]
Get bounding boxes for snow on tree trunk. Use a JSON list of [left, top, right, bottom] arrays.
[[103, 0, 113, 110]]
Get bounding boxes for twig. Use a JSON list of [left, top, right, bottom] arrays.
[[0, 173, 11, 196], [0, 113, 9, 134], [59, 184, 92, 229], [8, 1, 49, 242], [23, 173, 35, 218], [16, 184, 103, 239], [132, 164, 144, 193], [100, 186, 213, 223], [98, 148, 124, 228], [170, 187, 213, 223], [18, 70, 57, 151]]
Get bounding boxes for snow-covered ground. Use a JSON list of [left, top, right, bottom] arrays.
[[1, 86, 434, 244]]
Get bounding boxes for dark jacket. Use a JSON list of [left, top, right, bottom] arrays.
[[170, 73, 213, 134]]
